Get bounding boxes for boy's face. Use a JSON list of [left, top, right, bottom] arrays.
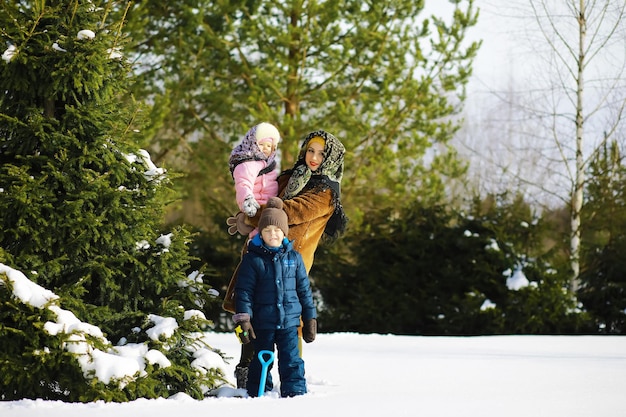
[[257, 140, 273, 157], [261, 225, 284, 248]]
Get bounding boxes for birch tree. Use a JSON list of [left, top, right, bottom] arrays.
[[525, 0, 626, 292], [462, 1, 626, 292]]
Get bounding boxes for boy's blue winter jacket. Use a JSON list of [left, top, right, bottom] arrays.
[[235, 235, 316, 330]]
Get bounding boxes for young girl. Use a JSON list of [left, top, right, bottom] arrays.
[[234, 197, 317, 398], [229, 122, 281, 220]]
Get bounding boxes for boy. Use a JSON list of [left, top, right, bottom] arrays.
[[234, 197, 317, 397]]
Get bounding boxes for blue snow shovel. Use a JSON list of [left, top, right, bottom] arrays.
[[257, 350, 275, 397]]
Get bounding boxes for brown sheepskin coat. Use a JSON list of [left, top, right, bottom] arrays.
[[222, 173, 335, 313], [272, 173, 335, 271]]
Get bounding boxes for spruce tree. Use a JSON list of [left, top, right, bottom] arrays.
[[1, 0, 222, 400], [314, 195, 583, 335], [580, 141, 626, 334]]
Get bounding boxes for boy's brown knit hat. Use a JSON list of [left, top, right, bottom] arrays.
[[258, 197, 289, 236]]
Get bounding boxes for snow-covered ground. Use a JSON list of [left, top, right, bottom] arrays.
[[2, 332, 625, 417]]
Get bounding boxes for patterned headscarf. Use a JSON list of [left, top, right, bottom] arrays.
[[282, 130, 347, 239], [229, 123, 279, 177]]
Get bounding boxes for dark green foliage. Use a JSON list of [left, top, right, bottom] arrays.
[[315, 203, 509, 335], [579, 242, 626, 333], [461, 195, 586, 334], [315, 195, 583, 335], [579, 141, 626, 334]]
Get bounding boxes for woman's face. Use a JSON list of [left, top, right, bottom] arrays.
[[305, 141, 325, 171]]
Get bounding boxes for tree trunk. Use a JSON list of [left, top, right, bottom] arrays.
[[570, 0, 586, 293]]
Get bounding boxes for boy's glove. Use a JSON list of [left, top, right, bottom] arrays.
[[233, 313, 256, 344], [226, 212, 254, 236], [302, 318, 317, 343], [242, 194, 260, 217], [235, 320, 255, 344]]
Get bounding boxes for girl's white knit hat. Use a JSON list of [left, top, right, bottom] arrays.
[[255, 122, 280, 146]]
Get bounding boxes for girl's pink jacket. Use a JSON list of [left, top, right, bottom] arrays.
[[233, 159, 279, 211]]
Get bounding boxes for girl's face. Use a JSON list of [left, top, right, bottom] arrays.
[[261, 225, 284, 248], [305, 141, 325, 172], [257, 140, 273, 157]]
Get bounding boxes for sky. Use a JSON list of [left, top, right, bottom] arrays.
[[465, 0, 532, 94], [2, 262, 626, 417], [426, 0, 562, 204], [456, 0, 626, 207]]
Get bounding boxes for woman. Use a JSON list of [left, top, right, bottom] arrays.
[[268, 129, 347, 270], [223, 130, 347, 389]]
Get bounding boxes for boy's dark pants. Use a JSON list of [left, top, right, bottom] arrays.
[[238, 342, 255, 368], [246, 327, 306, 397]]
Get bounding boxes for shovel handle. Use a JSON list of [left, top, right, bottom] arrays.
[[257, 350, 275, 397]]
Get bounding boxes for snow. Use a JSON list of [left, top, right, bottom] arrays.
[[2, 263, 626, 417], [2, 44, 17, 62], [0, 264, 58, 308], [1, 332, 625, 417], [145, 315, 178, 340], [52, 42, 67, 52], [506, 268, 531, 291], [77, 30, 95, 40], [123, 150, 166, 181]]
